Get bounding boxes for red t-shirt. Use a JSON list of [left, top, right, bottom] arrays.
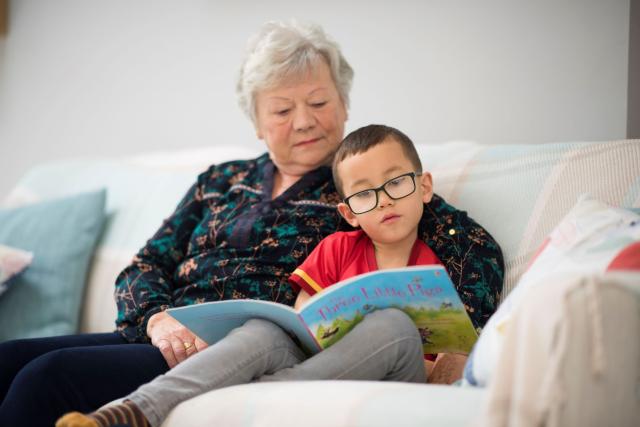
[[289, 229, 442, 296]]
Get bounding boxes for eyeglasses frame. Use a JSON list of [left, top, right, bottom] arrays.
[[343, 172, 422, 215]]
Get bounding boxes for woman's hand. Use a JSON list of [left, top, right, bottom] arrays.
[[146, 311, 209, 368]]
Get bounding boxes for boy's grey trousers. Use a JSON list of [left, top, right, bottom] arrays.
[[129, 308, 426, 427]]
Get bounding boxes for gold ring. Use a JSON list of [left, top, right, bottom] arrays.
[[183, 342, 194, 351]]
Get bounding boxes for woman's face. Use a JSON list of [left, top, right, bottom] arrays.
[[254, 60, 348, 177]]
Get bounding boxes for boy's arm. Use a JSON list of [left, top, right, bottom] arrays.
[[289, 233, 343, 298], [294, 289, 313, 310]]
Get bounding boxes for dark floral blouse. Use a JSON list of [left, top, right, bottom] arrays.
[[115, 153, 504, 342]]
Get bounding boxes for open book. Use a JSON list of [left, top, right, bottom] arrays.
[[167, 265, 478, 355]]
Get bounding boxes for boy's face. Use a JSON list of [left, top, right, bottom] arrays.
[[336, 138, 433, 246]]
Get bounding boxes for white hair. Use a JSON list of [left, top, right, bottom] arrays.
[[236, 21, 354, 124]]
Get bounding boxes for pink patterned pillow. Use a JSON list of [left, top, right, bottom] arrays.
[[0, 244, 34, 296]]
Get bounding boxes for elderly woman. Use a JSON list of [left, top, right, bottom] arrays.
[[1, 22, 503, 427]]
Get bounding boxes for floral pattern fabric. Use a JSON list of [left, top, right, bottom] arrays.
[[419, 196, 504, 331]]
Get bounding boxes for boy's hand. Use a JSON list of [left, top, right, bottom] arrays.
[[423, 359, 435, 378], [427, 353, 467, 384]]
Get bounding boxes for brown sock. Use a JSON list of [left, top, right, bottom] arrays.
[[56, 400, 149, 427]]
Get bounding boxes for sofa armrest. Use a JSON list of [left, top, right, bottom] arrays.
[[478, 272, 640, 427]]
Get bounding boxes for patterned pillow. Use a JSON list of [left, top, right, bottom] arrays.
[[0, 244, 34, 297], [464, 195, 640, 386]]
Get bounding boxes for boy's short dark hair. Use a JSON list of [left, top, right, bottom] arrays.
[[332, 124, 423, 198]]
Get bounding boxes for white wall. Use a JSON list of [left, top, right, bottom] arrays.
[[0, 0, 630, 200]]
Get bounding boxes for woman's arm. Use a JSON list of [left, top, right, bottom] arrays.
[[419, 194, 505, 330], [114, 169, 216, 344]]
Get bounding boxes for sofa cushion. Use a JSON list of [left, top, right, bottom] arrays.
[[464, 195, 640, 386], [161, 381, 486, 427], [0, 189, 106, 341], [0, 244, 33, 297]]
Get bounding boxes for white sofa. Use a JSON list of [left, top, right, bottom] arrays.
[[3, 139, 639, 426]]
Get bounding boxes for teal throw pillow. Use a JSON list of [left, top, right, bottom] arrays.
[[0, 189, 106, 341]]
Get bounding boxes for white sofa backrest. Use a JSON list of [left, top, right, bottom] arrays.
[[3, 140, 639, 333], [419, 140, 640, 295]]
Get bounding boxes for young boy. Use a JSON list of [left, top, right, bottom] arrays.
[[57, 124, 491, 427], [290, 123, 449, 376], [290, 124, 439, 305]]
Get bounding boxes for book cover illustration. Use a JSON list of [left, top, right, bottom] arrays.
[[298, 265, 478, 354], [167, 265, 478, 356]]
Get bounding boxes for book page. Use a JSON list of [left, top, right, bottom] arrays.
[[298, 265, 478, 354]]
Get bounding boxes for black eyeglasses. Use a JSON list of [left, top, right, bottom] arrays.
[[343, 172, 420, 214]]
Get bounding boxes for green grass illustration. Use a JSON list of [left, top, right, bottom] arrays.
[[315, 306, 477, 354]]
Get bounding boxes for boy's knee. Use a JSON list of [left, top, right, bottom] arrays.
[[368, 308, 419, 338]]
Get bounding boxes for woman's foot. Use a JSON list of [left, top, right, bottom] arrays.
[[55, 400, 149, 427]]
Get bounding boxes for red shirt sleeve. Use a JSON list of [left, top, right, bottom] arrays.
[[289, 233, 343, 296]]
